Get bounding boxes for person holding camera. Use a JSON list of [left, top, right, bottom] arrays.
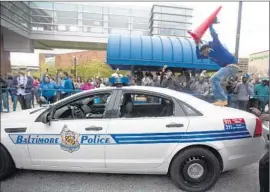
[[11, 69, 34, 110]]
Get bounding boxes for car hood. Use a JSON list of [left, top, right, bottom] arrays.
[[1, 108, 46, 124]]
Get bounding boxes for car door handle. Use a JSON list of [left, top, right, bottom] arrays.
[[166, 123, 184, 128], [85, 127, 103, 131]]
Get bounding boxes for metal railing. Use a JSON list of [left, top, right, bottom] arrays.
[[0, 88, 268, 113]]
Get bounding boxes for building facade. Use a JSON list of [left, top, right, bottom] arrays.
[[249, 50, 269, 77], [150, 4, 193, 37], [1, 2, 193, 38], [1, 2, 193, 74], [29, 2, 150, 36]]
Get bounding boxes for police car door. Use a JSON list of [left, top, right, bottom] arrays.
[[105, 90, 190, 170], [27, 91, 115, 171]]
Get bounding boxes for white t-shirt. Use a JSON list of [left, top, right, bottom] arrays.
[[17, 75, 28, 95]]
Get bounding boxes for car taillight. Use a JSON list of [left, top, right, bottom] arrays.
[[254, 118, 262, 137]]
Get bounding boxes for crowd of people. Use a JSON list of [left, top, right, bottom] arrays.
[[131, 67, 269, 113], [0, 67, 269, 113], [0, 69, 106, 111]]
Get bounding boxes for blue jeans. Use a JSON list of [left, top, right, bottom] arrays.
[[210, 65, 238, 101], [12, 95, 17, 111]]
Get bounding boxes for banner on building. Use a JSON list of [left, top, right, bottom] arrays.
[[44, 53, 57, 67], [248, 50, 269, 77]]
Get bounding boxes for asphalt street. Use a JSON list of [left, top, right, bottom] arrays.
[[1, 163, 259, 192]]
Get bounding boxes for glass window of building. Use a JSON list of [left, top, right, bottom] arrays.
[[30, 2, 53, 10], [90, 27, 103, 33], [153, 13, 162, 20], [131, 9, 150, 17], [109, 7, 130, 15], [83, 5, 102, 13], [108, 22, 128, 29], [0, 1, 9, 8], [83, 20, 103, 27], [82, 13, 103, 20], [54, 10, 78, 18], [57, 25, 67, 31], [132, 17, 149, 24], [32, 16, 53, 23], [13, 2, 29, 14], [153, 13, 188, 22], [161, 14, 186, 22], [152, 20, 161, 28], [54, 3, 78, 11], [9, 2, 30, 21], [55, 18, 78, 25], [161, 7, 186, 15], [23, 2, 29, 6], [186, 16, 192, 23], [69, 26, 79, 32], [152, 28, 160, 35], [131, 30, 149, 36], [173, 29, 185, 36], [32, 8, 53, 17], [31, 24, 44, 31], [109, 28, 130, 35], [103, 7, 109, 14], [108, 15, 128, 23], [152, 6, 161, 13], [160, 28, 173, 35], [185, 9, 193, 16], [132, 23, 149, 30], [13, 14, 29, 28]]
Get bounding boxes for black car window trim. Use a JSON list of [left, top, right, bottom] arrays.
[[35, 89, 117, 122], [116, 89, 179, 118], [176, 99, 203, 116]]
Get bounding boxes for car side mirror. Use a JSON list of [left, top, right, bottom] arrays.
[[42, 112, 51, 125]]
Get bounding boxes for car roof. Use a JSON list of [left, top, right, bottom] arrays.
[[54, 86, 214, 114]]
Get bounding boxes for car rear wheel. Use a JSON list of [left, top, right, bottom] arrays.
[[169, 147, 220, 192], [0, 144, 16, 181]]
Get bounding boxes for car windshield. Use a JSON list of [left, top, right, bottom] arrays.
[[29, 105, 51, 114]]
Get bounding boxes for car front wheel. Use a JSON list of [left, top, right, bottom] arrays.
[[0, 144, 16, 181], [169, 147, 221, 192]]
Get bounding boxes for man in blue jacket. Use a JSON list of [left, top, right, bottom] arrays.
[[195, 24, 240, 106], [39, 74, 58, 104], [59, 72, 74, 99]]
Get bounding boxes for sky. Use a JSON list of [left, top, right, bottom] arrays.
[[11, 2, 269, 66]]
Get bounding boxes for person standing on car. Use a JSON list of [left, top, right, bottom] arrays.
[[234, 74, 254, 111], [195, 23, 239, 106], [11, 69, 34, 110]]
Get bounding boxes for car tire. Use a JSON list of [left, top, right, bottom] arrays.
[[0, 144, 16, 181], [169, 147, 220, 192]]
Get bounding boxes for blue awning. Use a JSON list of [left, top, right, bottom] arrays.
[[106, 35, 220, 71]]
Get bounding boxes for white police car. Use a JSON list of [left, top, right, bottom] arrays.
[[0, 86, 265, 192]]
